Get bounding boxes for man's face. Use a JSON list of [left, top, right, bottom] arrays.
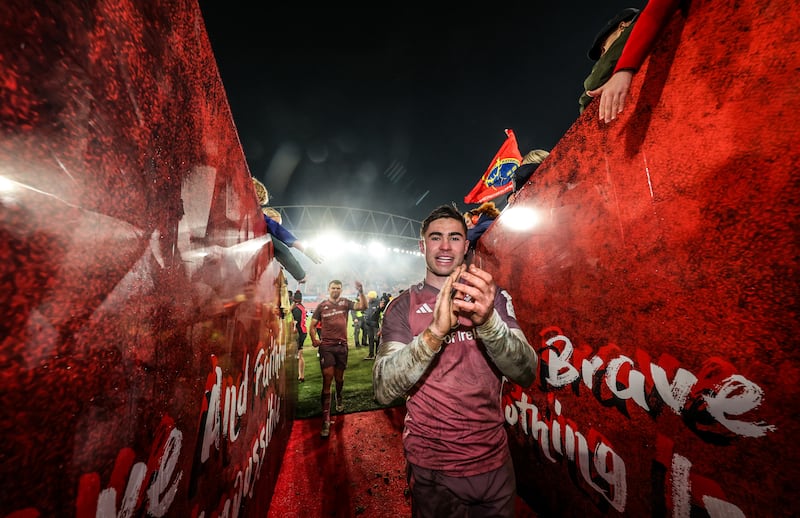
[[420, 217, 467, 277], [328, 283, 342, 300]]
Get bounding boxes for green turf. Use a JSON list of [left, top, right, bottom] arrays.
[[295, 328, 405, 419]]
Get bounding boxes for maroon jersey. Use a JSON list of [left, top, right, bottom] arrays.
[[313, 297, 355, 345], [378, 282, 528, 477]]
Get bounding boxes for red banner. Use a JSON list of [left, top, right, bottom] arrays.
[[464, 129, 522, 204]]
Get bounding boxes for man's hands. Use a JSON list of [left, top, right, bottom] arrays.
[[450, 263, 496, 327], [429, 273, 459, 340], [354, 281, 367, 310], [429, 264, 496, 342]]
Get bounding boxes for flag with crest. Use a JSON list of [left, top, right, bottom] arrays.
[[464, 129, 522, 204]]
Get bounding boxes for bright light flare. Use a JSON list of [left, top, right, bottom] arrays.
[[367, 240, 387, 258], [500, 206, 544, 232], [0, 176, 17, 193], [309, 230, 347, 259], [0, 175, 22, 204]]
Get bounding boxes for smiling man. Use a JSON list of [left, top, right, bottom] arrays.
[[310, 278, 367, 438], [373, 204, 537, 517]]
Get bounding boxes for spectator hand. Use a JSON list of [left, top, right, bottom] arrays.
[[586, 70, 634, 124], [302, 245, 323, 264]]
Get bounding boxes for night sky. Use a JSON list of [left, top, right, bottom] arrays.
[[198, 2, 638, 222]]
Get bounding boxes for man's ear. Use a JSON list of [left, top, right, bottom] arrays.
[[418, 239, 425, 254]]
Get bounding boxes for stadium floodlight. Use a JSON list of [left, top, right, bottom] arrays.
[[367, 240, 388, 258], [500, 207, 543, 232], [309, 230, 347, 259]]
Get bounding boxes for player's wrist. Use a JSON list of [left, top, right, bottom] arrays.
[[422, 327, 445, 352], [427, 327, 446, 341]]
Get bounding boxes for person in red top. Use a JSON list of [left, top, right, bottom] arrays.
[[290, 290, 307, 382], [373, 204, 537, 517], [310, 279, 367, 437], [584, 0, 683, 123]]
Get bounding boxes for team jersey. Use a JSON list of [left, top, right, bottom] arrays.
[[376, 281, 535, 477], [312, 297, 355, 345]]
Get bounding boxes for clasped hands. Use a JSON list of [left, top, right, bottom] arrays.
[[426, 263, 495, 348]]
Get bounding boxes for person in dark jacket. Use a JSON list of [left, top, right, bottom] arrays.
[[290, 290, 307, 382], [507, 149, 550, 204], [582, 0, 682, 122], [351, 309, 367, 347], [463, 201, 501, 250], [362, 291, 385, 360]]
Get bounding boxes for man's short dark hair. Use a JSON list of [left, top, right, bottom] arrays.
[[421, 204, 468, 238]]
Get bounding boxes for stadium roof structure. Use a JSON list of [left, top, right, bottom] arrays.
[[271, 206, 422, 250]]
